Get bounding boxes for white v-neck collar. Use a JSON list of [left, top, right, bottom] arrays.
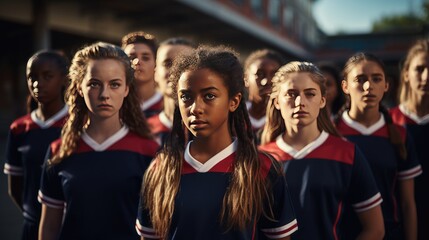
[[275, 131, 329, 159], [159, 111, 173, 129], [81, 126, 129, 151], [399, 104, 429, 125], [184, 139, 237, 173], [342, 111, 385, 135], [140, 92, 163, 111], [246, 101, 266, 129], [31, 105, 68, 129]]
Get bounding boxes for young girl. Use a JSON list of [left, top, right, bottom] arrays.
[[389, 39, 429, 240], [136, 45, 298, 239], [3, 50, 68, 240], [259, 61, 385, 240], [317, 61, 345, 119], [244, 49, 285, 144], [37, 42, 158, 240], [337, 52, 422, 240]]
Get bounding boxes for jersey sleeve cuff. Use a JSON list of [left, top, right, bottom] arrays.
[[260, 219, 298, 239], [135, 219, 160, 239], [353, 192, 383, 213], [37, 190, 65, 209], [398, 165, 422, 180], [3, 163, 24, 176]]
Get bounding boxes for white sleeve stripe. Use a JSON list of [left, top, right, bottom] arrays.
[[3, 164, 24, 175], [398, 165, 422, 179], [261, 219, 298, 238], [37, 190, 65, 209], [353, 193, 383, 213], [135, 219, 160, 238]]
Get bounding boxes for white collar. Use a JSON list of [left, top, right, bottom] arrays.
[[140, 92, 163, 111], [184, 139, 237, 172], [341, 111, 385, 135], [159, 111, 173, 129], [399, 103, 429, 125], [81, 125, 129, 151], [246, 101, 266, 129], [275, 131, 329, 159], [30, 105, 68, 129]]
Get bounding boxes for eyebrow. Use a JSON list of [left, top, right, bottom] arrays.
[[178, 86, 220, 92]]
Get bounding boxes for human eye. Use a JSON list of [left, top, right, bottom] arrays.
[[285, 91, 296, 98], [354, 75, 366, 83], [110, 81, 121, 89], [372, 76, 383, 83], [255, 70, 265, 80], [416, 66, 425, 73], [88, 81, 100, 88], [163, 60, 173, 68], [180, 93, 191, 102], [205, 93, 216, 100]]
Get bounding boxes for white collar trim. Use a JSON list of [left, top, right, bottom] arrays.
[[342, 111, 385, 135], [399, 104, 429, 125], [249, 115, 266, 129], [81, 125, 129, 151], [140, 92, 163, 111], [31, 105, 68, 129], [159, 111, 173, 129], [275, 131, 329, 159], [184, 139, 237, 173]]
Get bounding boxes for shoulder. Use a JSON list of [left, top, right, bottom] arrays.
[[50, 138, 63, 155], [257, 151, 282, 179], [259, 141, 288, 161], [121, 132, 159, 156], [10, 114, 36, 134], [316, 135, 356, 165]]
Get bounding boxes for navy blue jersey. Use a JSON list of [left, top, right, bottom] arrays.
[[141, 92, 163, 118], [390, 105, 429, 240], [38, 126, 158, 240], [136, 140, 298, 239], [147, 111, 172, 146], [337, 112, 422, 239], [259, 131, 382, 240], [3, 106, 68, 223]]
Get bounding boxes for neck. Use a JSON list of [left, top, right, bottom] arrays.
[[163, 96, 175, 121], [85, 116, 123, 144], [348, 105, 381, 127], [36, 100, 64, 121], [406, 92, 429, 116], [284, 122, 321, 151], [136, 80, 157, 102], [249, 101, 267, 119], [190, 133, 233, 164]]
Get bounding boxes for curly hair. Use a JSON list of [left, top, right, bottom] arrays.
[[121, 31, 158, 57], [50, 42, 152, 165]]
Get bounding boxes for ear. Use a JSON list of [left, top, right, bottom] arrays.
[[229, 93, 242, 112], [274, 97, 281, 110], [341, 80, 349, 94], [384, 80, 389, 93], [243, 73, 249, 88], [124, 85, 129, 98], [320, 96, 326, 109], [77, 85, 84, 97]]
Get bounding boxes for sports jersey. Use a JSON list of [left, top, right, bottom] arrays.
[[390, 104, 429, 240], [259, 131, 382, 240], [3, 106, 68, 223], [147, 111, 172, 146], [141, 91, 163, 118], [38, 126, 158, 240], [337, 111, 422, 239], [136, 140, 298, 239]]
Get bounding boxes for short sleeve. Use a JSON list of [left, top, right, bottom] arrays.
[[4, 129, 24, 176], [349, 146, 383, 213], [135, 196, 160, 238], [37, 147, 65, 209], [397, 131, 422, 180], [258, 162, 298, 239]]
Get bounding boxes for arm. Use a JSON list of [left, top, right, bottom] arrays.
[[356, 205, 385, 240], [399, 179, 417, 240], [38, 204, 63, 240], [7, 175, 23, 211]]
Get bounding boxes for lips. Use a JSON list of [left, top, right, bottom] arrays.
[[98, 103, 112, 108], [293, 111, 308, 117], [189, 119, 208, 129]]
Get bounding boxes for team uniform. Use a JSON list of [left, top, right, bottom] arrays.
[[246, 102, 266, 145], [3, 106, 68, 240], [38, 126, 158, 240], [259, 131, 382, 240], [390, 104, 429, 240], [147, 111, 172, 146], [136, 140, 298, 239], [337, 111, 422, 240], [141, 91, 163, 118]]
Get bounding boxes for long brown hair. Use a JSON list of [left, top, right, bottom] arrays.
[[261, 61, 340, 145], [142, 45, 274, 237], [339, 52, 406, 160], [399, 39, 429, 103], [50, 42, 152, 165]]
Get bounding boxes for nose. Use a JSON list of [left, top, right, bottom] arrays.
[[99, 85, 110, 100], [190, 97, 203, 115], [422, 68, 429, 82], [363, 80, 372, 91], [295, 95, 303, 107]]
